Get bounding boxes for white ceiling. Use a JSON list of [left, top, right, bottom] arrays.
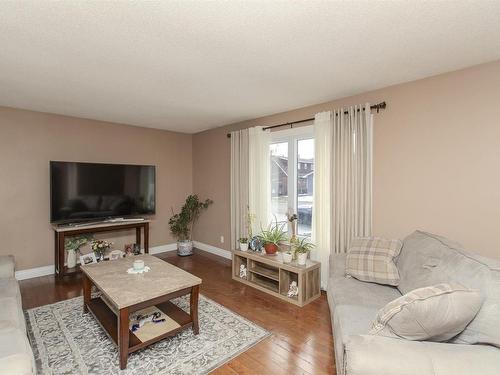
[[1, 1, 500, 134]]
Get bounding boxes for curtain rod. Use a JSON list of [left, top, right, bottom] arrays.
[[226, 101, 386, 138]]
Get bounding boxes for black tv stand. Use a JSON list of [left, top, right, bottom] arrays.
[[53, 220, 150, 280]]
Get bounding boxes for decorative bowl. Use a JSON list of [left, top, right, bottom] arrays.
[[133, 259, 145, 270]]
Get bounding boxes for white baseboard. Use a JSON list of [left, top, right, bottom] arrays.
[[15, 265, 55, 281], [193, 241, 232, 260], [149, 243, 177, 255], [15, 243, 178, 281]]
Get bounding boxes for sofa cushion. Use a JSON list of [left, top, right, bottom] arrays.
[[370, 283, 483, 341], [0, 327, 35, 375], [0, 255, 15, 278], [0, 278, 21, 299], [345, 335, 500, 375], [346, 237, 402, 286], [397, 231, 500, 347], [0, 297, 26, 333], [329, 272, 402, 310]]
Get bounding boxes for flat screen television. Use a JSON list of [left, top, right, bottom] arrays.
[[50, 161, 156, 223]]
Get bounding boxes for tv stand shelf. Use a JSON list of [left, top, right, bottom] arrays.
[[53, 220, 150, 280], [232, 249, 321, 307]]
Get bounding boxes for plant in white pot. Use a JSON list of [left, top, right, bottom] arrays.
[[295, 237, 315, 266], [65, 234, 93, 268], [169, 195, 213, 256], [282, 249, 293, 264], [238, 238, 248, 251]]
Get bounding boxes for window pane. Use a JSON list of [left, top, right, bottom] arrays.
[[297, 139, 314, 236], [270, 142, 288, 224]]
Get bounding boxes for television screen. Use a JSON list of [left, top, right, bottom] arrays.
[[50, 161, 156, 223]]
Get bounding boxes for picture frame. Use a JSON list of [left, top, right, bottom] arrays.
[[79, 252, 97, 265], [109, 250, 124, 261], [124, 243, 134, 256], [133, 243, 141, 255]]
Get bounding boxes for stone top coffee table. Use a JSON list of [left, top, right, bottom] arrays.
[[81, 254, 202, 370]]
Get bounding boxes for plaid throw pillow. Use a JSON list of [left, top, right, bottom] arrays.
[[345, 237, 402, 286]]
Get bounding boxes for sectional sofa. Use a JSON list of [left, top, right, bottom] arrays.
[[328, 231, 500, 375], [0, 255, 35, 374]]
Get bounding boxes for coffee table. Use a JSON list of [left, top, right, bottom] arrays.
[[80, 254, 202, 369]]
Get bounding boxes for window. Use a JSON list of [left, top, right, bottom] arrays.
[[270, 125, 314, 237]]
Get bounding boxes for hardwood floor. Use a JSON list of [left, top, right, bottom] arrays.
[[20, 249, 336, 374]]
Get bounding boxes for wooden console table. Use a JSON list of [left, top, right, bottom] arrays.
[[232, 249, 321, 307], [53, 220, 150, 280]]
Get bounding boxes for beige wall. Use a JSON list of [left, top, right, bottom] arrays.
[[193, 60, 500, 260], [0, 107, 192, 270]]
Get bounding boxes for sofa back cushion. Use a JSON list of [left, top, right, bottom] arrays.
[[397, 231, 500, 347]]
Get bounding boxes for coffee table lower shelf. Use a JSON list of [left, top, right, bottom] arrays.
[[86, 297, 193, 353]]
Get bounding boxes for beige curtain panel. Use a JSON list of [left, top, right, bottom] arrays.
[[332, 103, 373, 254], [313, 103, 373, 287], [230, 128, 249, 249]]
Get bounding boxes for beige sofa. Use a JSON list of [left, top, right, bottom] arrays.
[[328, 231, 500, 375], [0, 255, 35, 374]]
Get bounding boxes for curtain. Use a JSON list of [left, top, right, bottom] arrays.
[[312, 112, 333, 289], [230, 129, 249, 249], [313, 103, 373, 288], [230, 126, 271, 248], [248, 126, 271, 234], [332, 103, 373, 255]]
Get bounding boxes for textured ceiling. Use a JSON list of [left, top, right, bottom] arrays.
[[1, 1, 500, 133]]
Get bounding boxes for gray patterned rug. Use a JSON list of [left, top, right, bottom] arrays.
[[25, 295, 270, 374]]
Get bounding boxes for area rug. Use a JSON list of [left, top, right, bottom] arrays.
[[25, 295, 270, 374]]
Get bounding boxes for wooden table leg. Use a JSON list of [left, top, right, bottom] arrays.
[[135, 227, 141, 252], [57, 232, 65, 280], [144, 223, 149, 254], [190, 285, 200, 335], [82, 273, 91, 313], [54, 231, 59, 278], [118, 307, 130, 370]]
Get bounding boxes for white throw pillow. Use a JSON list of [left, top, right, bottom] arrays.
[[370, 283, 483, 342], [345, 237, 402, 286]]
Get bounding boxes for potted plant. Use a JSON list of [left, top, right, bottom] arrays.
[[238, 237, 248, 251], [258, 219, 288, 255], [282, 249, 293, 263], [169, 194, 213, 256], [295, 237, 315, 265], [65, 234, 93, 268], [90, 239, 113, 262]]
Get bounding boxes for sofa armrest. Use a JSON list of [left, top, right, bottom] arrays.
[[0, 255, 15, 278], [345, 334, 500, 375]]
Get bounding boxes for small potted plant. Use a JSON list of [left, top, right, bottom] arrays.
[[238, 237, 249, 251], [282, 249, 293, 263], [65, 234, 93, 268], [169, 194, 213, 256], [295, 237, 315, 265], [258, 219, 288, 255], [91, 239, 113, 262]]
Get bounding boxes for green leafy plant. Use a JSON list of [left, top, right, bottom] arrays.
[[258, 218, 288, 245], [169, 195, 213, 241], [65, 234, 93, 253], [238, 237, 248, 244], [295, 237, 315, 254]]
